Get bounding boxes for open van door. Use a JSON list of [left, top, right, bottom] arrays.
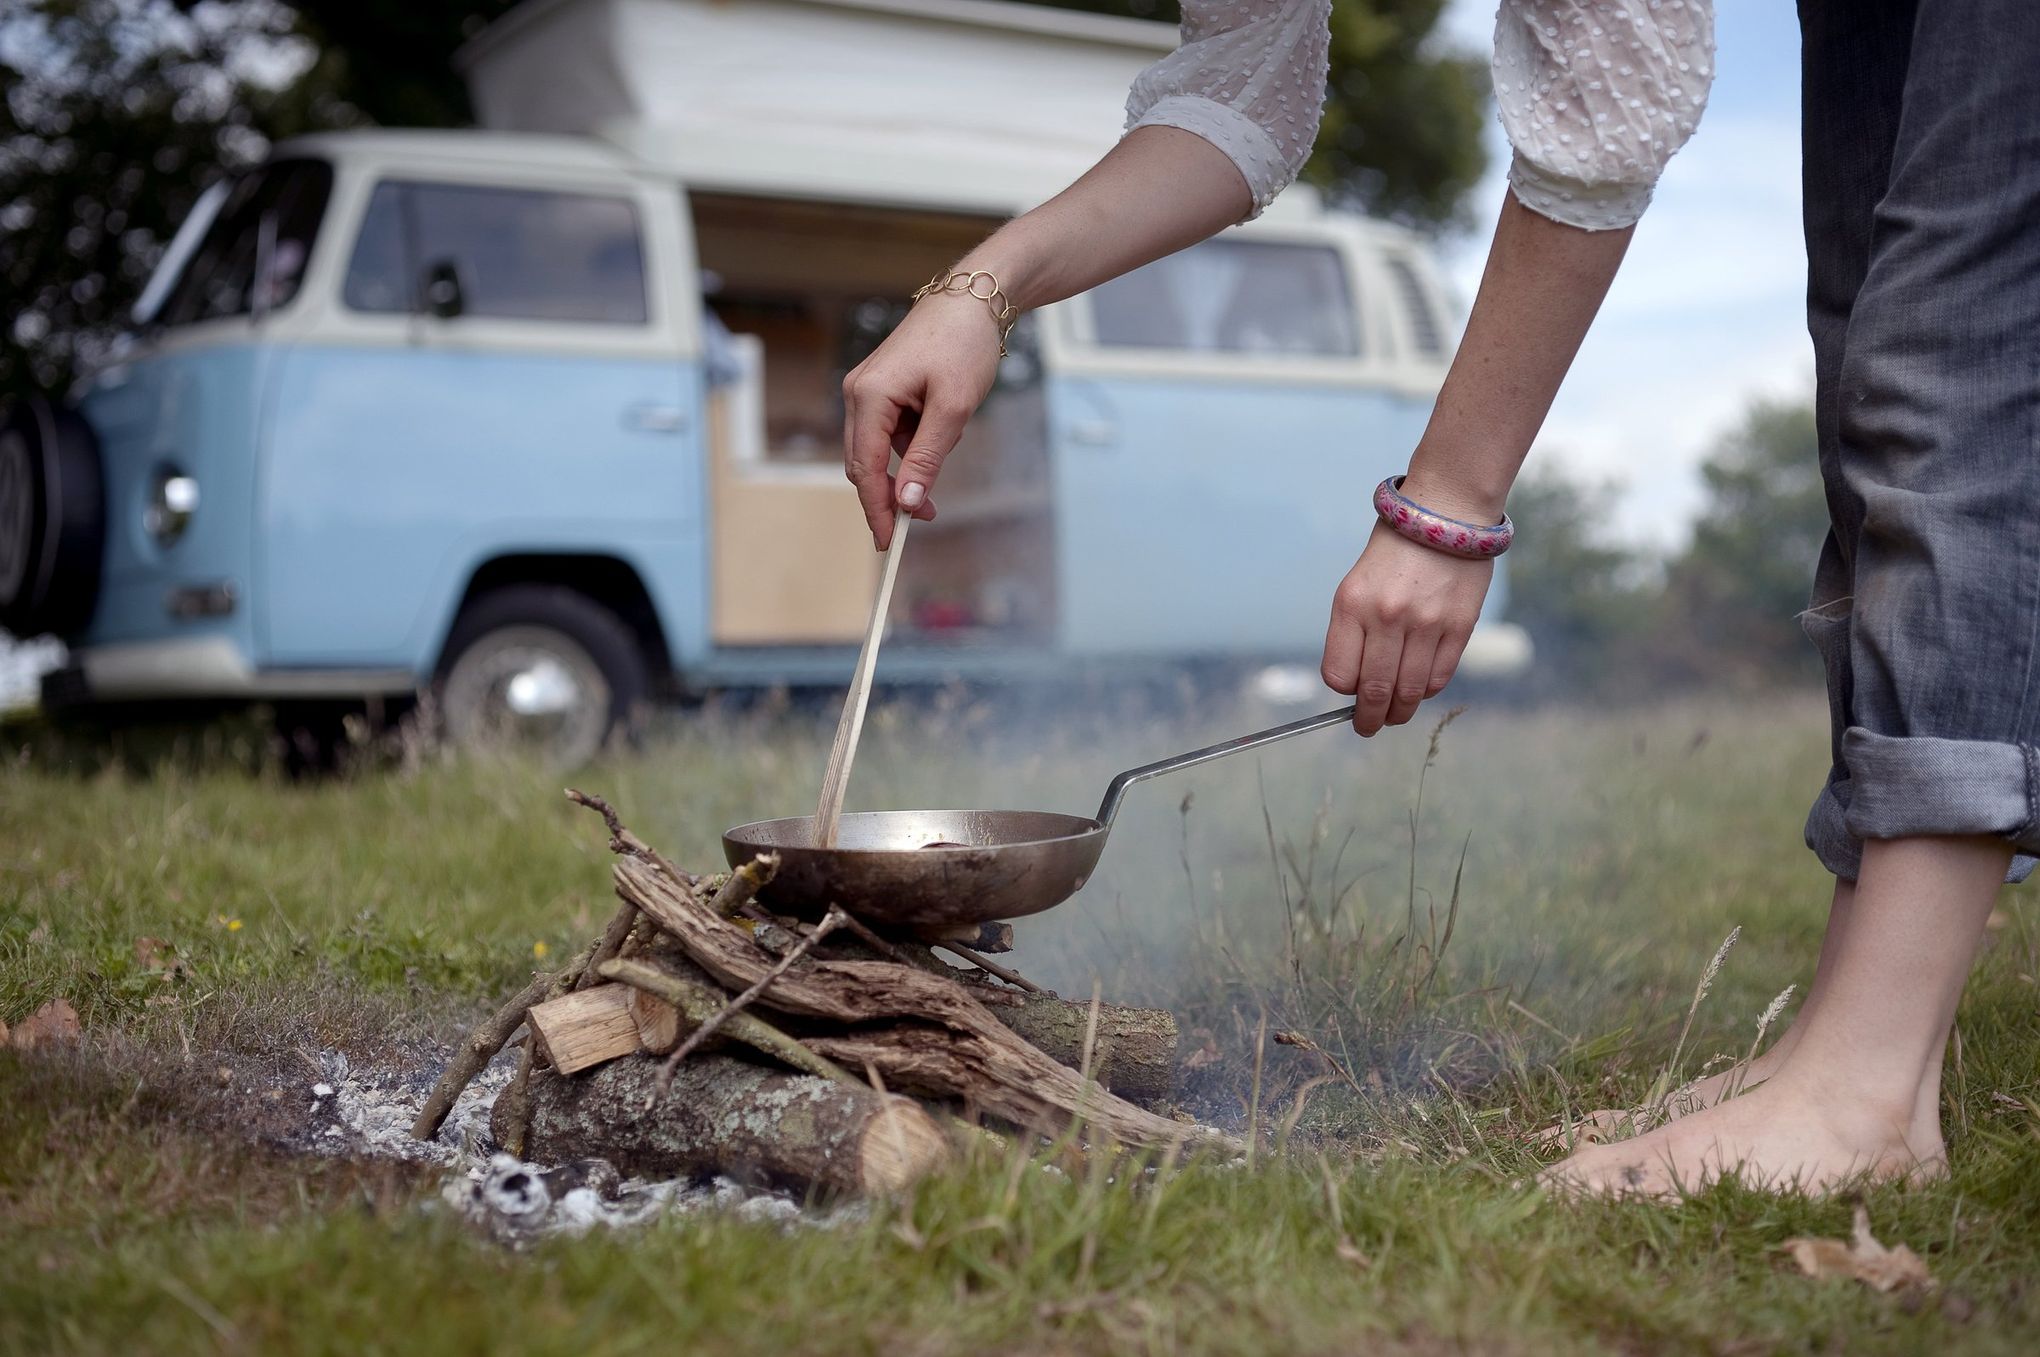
[[1040, 221, 1469, 661]]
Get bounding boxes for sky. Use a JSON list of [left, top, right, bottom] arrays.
[[1438, 0, 1809, 545]]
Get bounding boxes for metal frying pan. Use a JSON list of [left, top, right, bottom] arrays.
[[722, 704, 1358, 928]]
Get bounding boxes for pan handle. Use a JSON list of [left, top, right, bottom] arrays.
[[1093, 704, 1359, 828]]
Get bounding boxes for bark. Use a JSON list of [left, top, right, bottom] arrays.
[[993, 993, 1178, 1109], [617, 858, 1229, 1151], [505, 1054, 949, 1196]]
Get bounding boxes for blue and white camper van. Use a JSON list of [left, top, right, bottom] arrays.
[[0, 0, 1525, 763]]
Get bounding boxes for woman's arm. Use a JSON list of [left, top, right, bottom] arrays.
[[843, 0, 1333, 548], [1325, 0, 1717, 735], [842, 126, 1254, 548], [1322, 194, 1632, 736]]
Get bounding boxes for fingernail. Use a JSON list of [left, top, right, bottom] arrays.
[[899, 482, 925, 508]]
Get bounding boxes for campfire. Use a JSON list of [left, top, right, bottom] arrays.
[[410, 792, 1233, 1197]]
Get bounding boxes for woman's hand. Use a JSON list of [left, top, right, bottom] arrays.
[[841, 296, 1004, 550], [1321, 520, 1495, 736]]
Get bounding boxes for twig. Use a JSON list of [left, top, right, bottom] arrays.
[[823, 905, 915, 965], [564, 788, 691, 884], [936, 940, 1045, 993], [574, 900, 639, 992], [1271, 1029, 1366, 1096], [411, 964, 566, 1141], [600, 956, 855, 1090], [708, 853, 779, 917], [655, 907, 846, 1091]]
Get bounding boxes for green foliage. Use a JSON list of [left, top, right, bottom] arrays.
[[1655, 399, 1828, 684], [1504, 397, 1828, 693], [1502, 464, 1655, 693], [0, 0, 351, 405], [1024, 0, 1492, 226]]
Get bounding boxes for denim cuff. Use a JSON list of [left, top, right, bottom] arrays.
[[1805, 728, 2039, 883]]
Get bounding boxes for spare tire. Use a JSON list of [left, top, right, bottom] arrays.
[[0, 397, 104, 638]]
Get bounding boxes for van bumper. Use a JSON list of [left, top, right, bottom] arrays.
[[44, 637, 418, 706]]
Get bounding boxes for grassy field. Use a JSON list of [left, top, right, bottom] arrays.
[[3, 687, 2038, 1355]]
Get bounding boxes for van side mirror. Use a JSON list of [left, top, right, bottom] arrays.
[[420, 259, 465, 319]]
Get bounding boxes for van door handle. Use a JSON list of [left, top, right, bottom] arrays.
[[623, 403, 688, 433], [1066, 419, 1118, 447]]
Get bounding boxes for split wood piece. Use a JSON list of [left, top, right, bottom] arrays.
[[599, 957, 854, 1086], [505, 1054, 949, 1197], [616, 857, 1232, 1151], [495, 950, 593, 1154], [993, 993, 1179, 1109], [412, 964, 564, 1141], [628, 987, 683, 1054], [527, 983, 643, 1075]]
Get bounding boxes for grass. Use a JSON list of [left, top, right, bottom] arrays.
[[3, 687, 2039, 1354]]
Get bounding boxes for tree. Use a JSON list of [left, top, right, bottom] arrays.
[[1654, 399, 1828, 684], [1024, 1, 1489, 227], [0, 0, 351, 406], [1501, 463, 1652, 693]]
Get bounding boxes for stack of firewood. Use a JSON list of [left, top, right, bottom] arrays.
[[410, 792, 1232, 1196]]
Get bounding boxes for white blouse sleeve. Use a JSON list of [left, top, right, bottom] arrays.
[[1123, 0, 1333, 221], [1494, 0, 1716, 231]]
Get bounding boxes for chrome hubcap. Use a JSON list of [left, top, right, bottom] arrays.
[[442, 626, 610, 765]]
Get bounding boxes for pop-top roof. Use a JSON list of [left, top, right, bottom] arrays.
[[455, 0, 1216, 216]]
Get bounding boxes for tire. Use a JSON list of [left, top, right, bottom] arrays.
[[0, 398, 105, 638], [434, 586, 647, 768]]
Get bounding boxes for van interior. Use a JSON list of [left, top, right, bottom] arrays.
[[692, 192, 1055, 650]]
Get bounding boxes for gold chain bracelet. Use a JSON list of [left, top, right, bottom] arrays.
[[910, 269, 1021, 357]]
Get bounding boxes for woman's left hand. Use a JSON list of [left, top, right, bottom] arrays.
[[1321, 522, 1495, 735]]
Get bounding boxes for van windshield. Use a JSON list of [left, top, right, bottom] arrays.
[[155, 159, 334, 328]]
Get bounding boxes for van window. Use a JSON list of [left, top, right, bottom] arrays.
[[1087, 239, 1359, 357], [157, 160, 333, 327], [1384, 256, 1447, 358], [343, 182, 648, 325]]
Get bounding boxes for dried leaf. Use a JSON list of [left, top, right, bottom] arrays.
[[1782, 1206, 1935, 1293], [10, 997, 82, 1050], [133, 936, 191, 980]]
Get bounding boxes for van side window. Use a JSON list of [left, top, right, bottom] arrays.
[[158, 160, 333, 327], [1087, 239, 1359, 357], [342, 181, 648, 325], [1384, 256, 1447, 358]]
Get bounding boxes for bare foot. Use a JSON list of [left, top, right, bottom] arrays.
[[1539, 1076, 1941, 1199], [1530, 1041, 1797, 1149]]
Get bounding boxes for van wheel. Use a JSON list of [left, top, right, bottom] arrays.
[[0, 398, 104, 637], [435, 586, 646, 768]]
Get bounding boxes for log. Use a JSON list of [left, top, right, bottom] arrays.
[[503, 1054, 949, 1196], [616, 858, 1233, 1151], [527, 983, 643, 1075], [993, 994, 1178, 1109], [629, 988, 682, 1054]]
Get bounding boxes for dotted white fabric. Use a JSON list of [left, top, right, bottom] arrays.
[[1493, 1, 1716, 230], [1123, 0, 1333, 221]]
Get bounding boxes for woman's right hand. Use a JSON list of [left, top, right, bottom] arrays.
[[841, 294, 1004, 550]]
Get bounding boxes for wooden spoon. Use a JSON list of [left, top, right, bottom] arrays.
[[812, 506, 911, 847]]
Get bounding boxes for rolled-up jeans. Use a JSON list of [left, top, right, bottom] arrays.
[[1798, 0, 2040, 882]]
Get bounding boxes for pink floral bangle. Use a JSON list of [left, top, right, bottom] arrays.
[[1372, 476, 1513, 559]]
